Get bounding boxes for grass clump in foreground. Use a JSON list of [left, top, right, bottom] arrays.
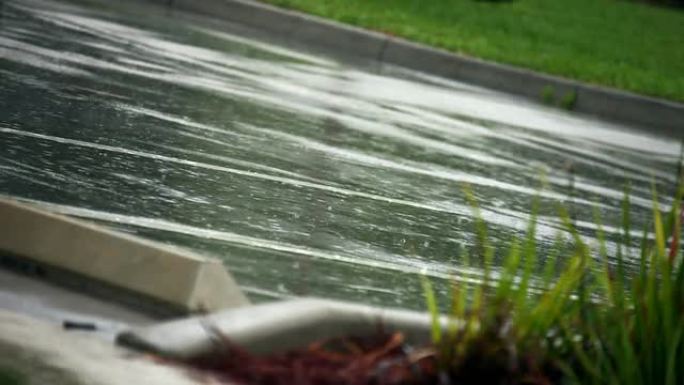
[[423, 180, 684, 384], [259, 0, 684, 102]]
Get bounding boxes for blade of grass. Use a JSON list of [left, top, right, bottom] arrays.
[[421, 273, 442, 344], [541, 233, 563, 290], [496, 237, 521, 302], [517, 192, 540, 311], [665, 326, 683, 385], [592, 206, 614, 304]]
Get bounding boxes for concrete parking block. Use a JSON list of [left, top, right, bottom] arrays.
[[0, 198, 249, 315]]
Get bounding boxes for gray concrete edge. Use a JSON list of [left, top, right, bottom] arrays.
[[117, 298, 451, 359], [150, 0, 683, 136], [1, 252, 187, 319], [0, 198, 250, 317]]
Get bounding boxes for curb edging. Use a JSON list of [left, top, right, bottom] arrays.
[[117, 298, 446, 359], [163, 0, 684, 136]]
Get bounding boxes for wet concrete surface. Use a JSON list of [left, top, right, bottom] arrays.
[[0, 268, 152, 340], [0, 309, 205, 385]]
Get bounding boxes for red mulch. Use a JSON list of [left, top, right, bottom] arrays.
[[186, 331, 438, 385]]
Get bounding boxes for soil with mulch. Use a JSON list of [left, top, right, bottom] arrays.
[[176, 330, 560, 385], [185, 331, 438, 385]]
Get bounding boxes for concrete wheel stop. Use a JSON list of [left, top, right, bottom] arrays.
[[0, 198, 250, 317]]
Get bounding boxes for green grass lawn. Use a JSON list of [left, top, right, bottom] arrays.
[[260, 0, 684, 102]]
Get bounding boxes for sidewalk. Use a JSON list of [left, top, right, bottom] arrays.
[[0, 307, 205, 385], [0, 268, 153, 340]]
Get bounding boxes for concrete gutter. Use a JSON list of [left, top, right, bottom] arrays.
[[0, 310, 206, 385], [118, 298, 444, 359], [0, 198, 249, 316], [141, 0, 683, 136], [0, 268, 153, 340]]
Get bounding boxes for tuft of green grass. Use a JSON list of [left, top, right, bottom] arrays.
[[541, 85, 556, 105], [421, 174, 684, 384], [560, 90, 577, 110], [259, 0, 684, 102], [421, 273, 442, 344]]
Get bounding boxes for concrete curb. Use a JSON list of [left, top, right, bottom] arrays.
[[150, 0, 683, 135], [117, 298, 446, 359], [0, 198, 250, 315]]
